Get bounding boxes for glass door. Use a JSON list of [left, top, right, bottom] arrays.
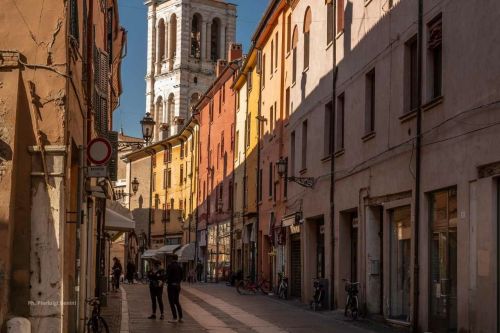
[[388, 206, 412, 322], [430, 188, 458, 333]]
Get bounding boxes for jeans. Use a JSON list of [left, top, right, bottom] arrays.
[[149, 286, 164, 314], [167, 284, 183, 320]]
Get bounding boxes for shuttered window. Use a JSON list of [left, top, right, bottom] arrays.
[[94, 46, 109, 135]]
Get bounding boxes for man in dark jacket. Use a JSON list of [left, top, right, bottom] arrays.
[[147, 260, 165, 319], [166, 256, 183, 323]]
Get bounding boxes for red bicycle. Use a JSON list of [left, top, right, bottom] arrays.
[[236, 276, 271, 295]]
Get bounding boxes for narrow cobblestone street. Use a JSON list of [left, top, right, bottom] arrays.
[[104, 283, 408, 333]]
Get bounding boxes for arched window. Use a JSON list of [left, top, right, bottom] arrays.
[[158, 19, 166, 61], [167, 93, 175, 125], [303, 7, 312, 70], [211, 18, 220, 61], [155, 96, 163, 124], [191, 14, 202, 58], [169, 14, 177, 60], [292, 25, 298, 83]]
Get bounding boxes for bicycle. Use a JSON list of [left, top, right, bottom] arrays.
[[236, 276, 271, 295], [277, 272, 288, 299], [86, 297, 109, 333], [343, 279, 360, 320]]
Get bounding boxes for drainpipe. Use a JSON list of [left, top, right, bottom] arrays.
[[256, 47, 263, 283], [329, 0, 338, 310], [413, 0, 423, 331]]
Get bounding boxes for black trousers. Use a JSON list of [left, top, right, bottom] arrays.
[[167, 284, 183, 319], [113, 273, 120, 289], [149, 286, 164, 314]]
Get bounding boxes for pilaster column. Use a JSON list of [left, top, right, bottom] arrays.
[[206, 21, 212, 61]]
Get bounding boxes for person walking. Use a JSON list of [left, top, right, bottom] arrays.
[[147, 259, 166, 320], [196, 260, 203, 283], [111, 257, 122, 292], [166, 256, 183, 323]]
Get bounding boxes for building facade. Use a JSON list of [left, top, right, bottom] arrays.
[[0, 0, 125, 331], [145, 0, 237, 141]]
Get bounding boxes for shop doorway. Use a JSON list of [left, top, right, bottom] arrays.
[[429, 188, 458, 333], [290, 233, 301, 298], [388, 205, 411, 322]]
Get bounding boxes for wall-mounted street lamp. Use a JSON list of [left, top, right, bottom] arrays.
[[276, 158, 315, 188], [140, 112, 156, 145], [131, 177, 140, 194]]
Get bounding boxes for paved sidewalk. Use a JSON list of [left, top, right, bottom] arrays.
[[119, 282, 409, 333], [100, 289, 122, 333]]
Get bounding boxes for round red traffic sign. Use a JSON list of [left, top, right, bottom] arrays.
[[87, 137, 112, 165]]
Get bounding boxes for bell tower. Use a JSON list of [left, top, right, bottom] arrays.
[[145, 0, 237, 141]]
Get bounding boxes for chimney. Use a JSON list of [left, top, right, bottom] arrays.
[[216, 59, 228, 77], [228, 43, 243, 62]]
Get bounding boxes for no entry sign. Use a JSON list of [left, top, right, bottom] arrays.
[[87, 137, 112, 165]]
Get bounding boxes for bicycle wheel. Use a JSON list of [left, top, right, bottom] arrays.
[[351, 297, 359, 320], [87, 316, 109, 333], [344, 296, 350, 317], [236, 280, 245, 295], [259, 280, 271, 295]]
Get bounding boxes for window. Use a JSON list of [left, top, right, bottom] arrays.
[[290, 131, 296, 176], [152, 172, 156, 191], [270, 105, 274, 132], [292, 26, 298, 83], [301, 120, 308, 170], [169, 14, 177, 60], [211, 18, 220, 61], [365, 68, 376, 134], [287, 14, 292, 52], [285, 87, 290, 118], [180, 165, 184, 185], [231, 123, 235, 151], [324, 101, 333, 156], [246, 113, 251, 148], [274, 101, 278, 127], [337, 0, 344, 32], [151, 155, 156, 168], [271, 40, 274, 76], [262, 54, 266, 88], [406, 36, 418, 112], [221, 132, 225, 157], [236, 91, 240, 109], [218, 90, 222, 113], [157, 19, 166, 61], [180, 140, 185, 159], [222, 83, 226, 103], [235, 130, 239, 159], [258, 168, 263, 202], [163, 169, 167, 189], [247, 71, 253, 91], [217, 143, 220, 169], [167, 169, 171, 188], [336, 93, 345, 152], [428, 15, 442, 100], [303, 8, 312, 70], [191, 14, 202, 58], [70, 0, 79, 41], [209, 100, 214, 122], [164, 147, 169, 164], [275, 32, 279, 70], [268, 162, 273, 197], [326, 0, 333, 44], [284, 157, 288, 198]]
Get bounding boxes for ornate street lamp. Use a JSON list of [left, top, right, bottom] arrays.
[[131, 177, 139, 195], [276, 157, 315, 188], [140, 112, 156, 144]]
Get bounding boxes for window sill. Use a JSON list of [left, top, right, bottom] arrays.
[[321, 155, 332, 163], [326, 41, 334, 51], [299, 168, 307, 175], [286, 51, 291, 59], [334, 149, 345, 158], [303, 67, 310, 74], [364, 0, 374, 7], [422, 95, 444, 112], [399, 109, 417, 123], [291, 81, 296, 88], [362, 131, 376, 142], [336, 30, 344, 39]]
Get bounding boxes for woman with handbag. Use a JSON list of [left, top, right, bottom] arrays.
[[147, 259, 166, 319]]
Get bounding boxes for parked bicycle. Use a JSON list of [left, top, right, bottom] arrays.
[[86, 297, 109, 333], [236, 276, 271, 295], [343, 279, 360, 320], [310, 279, 325, 311], [277, 272, 288, 299]]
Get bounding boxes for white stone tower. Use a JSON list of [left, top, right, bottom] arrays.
[[145, 0, 237, 141]]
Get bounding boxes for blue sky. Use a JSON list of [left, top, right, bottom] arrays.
[[115, 0, 269, 138]]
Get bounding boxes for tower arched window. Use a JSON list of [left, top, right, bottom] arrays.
[[211, 18, 220, 61], [191, 14, 202, 58], [169, 14, 177, 60], [292, 25, 298, 83], [167, 93, 175, 125], [158, 19, 166, 61], [155, 96, 163, 141], [303, 7, 312, 70]]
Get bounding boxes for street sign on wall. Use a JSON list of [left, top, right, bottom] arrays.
[[87, 137, 112, 165]]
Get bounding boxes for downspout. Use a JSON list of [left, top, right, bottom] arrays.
[[329, 0, 337, 310], [413, 0, 423, 331], [256, 48, 263, 283], [206, 100, 212, 282], [230, 78, 237, 277]]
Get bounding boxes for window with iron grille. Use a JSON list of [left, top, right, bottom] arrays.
[[428, 14, 443, 100]]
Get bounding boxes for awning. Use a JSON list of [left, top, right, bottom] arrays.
[[157, 244, 181, 255], [175, 243, 195, 262], [105, 200, 135, 231], [141, 249, 159, 259]]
